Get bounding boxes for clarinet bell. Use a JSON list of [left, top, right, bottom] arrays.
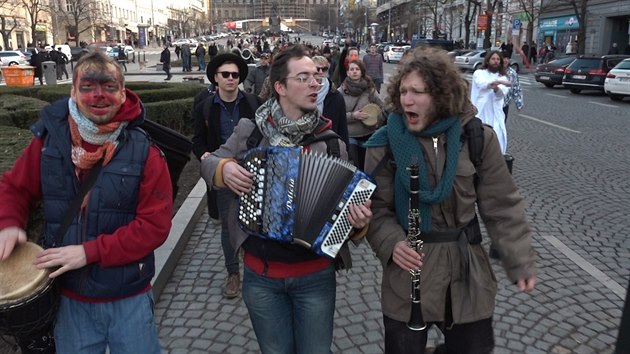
[[407, 302, 427, 331]]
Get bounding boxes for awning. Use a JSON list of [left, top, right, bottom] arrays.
[[125, 23, 139, 34]]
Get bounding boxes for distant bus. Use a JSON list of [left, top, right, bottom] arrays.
[[411, 38, 455, 51]]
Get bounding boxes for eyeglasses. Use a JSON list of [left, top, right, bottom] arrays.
[[316, 66, 329, 72], [287, 75, 324, 86], [217, 71, 240, 79]]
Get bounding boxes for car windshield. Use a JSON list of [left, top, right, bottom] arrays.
[[614, 60, 630, 70], [568, 59, 600, 70], [464, 51, 482, 57]]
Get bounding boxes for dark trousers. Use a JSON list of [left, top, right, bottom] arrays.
[[384, 315, 494, 354], [503, 105, 510, 124]]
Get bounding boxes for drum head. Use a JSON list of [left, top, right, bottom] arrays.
[[360, 103, 382, 127], [0, 242, 49, 303]]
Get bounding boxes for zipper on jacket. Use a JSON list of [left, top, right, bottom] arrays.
[[432, 136, 439, 168]]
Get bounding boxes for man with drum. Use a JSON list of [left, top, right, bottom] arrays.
[[0, 50, 172, 354], [200, 44, 373, 354]]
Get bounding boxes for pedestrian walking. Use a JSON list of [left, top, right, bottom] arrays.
[[181, 43, 192, 72], [199, 45, 372, 354], [117, 45, 127, 72], [195, 43, 207, 71], [470, 50, 511, 155], [0, 50, 172, 354], [55, 47, 69, 80], [312, 55, 349, 145], [208, 41, 218, 62], [339, 60, 385, 169], [160, 44, 172, 80], [363, 46, 537, 354], [363, 43, 384, 93], [191, 53, 262, 299], [244, 52, 270, 96], [502, 53, 524, 123], [29, 48, 44, 85]]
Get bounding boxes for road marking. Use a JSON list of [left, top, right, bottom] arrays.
[[543, 235, 626, 300], [588, 101, 618, 108], [518, 114, 582, 133], [546, 94, 566, 98]]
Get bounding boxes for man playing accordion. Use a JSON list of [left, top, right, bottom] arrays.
[[200, 45, 372, 354]]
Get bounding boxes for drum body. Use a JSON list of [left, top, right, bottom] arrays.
[[0, 242, 59, 337]]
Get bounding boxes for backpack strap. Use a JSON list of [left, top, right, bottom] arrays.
[[462, 117, 484, 168]]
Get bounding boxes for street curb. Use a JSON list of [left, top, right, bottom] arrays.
[[151, 177, 207, 301]]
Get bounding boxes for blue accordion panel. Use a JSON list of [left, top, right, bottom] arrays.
[[238, 146, 376, 258]]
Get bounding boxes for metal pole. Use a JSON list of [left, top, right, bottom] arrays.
[[387, 1, 391, 42]]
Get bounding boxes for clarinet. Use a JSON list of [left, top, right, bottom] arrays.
[[406, 159, 427, 331]]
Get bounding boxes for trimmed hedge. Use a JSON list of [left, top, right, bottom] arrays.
[[0, 95, 48, 129], [144, 97, 195, 135], [133, 84, 206, 103]]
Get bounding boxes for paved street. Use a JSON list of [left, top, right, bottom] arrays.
[[1, 35, 630, 353]]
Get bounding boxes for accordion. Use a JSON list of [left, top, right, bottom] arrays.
[[238, 146, 376, 258]]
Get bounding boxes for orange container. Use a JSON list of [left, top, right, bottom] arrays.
[[1, 65, 35, 87]]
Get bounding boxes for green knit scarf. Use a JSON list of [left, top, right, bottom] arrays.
[[364, 113, 462, 231]]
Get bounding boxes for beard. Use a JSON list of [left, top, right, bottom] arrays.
[[487, 63, 500, 73]]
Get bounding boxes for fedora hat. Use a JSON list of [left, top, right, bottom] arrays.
[[206, 52, 248, 85]]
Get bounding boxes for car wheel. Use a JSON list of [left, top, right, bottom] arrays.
[[473, 63, 481, 71], [609, 94, 623, 101], [544, 83, 554, 88], [8, 61, 18, 66], [569, 88, 581, 94]]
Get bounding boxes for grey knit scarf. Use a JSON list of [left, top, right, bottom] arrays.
[[255, 97, 320, 147]]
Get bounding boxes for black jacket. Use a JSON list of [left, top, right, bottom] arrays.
[[321, 79, 349, 146], [160, 48, 171, 65], [191, 89, 262, 160]]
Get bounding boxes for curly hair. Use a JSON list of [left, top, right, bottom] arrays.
[[385, 46, 468, 120]]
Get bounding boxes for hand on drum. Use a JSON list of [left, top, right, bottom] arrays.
[[35, 245, 87, 278], [222, 161, 253, 196], [0, 226, 27, 261], [393, 240, 424, 273], [348, 200, 373, 229]]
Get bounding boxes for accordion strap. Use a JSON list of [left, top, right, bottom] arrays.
[[246, 127, 342, 158]]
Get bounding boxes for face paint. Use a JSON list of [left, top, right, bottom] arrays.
[[71, 68, 126, 124]]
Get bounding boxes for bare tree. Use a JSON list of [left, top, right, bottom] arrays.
[[54, 0, 111, 47], [558, 0, 587, 54], [21, 0, 47, 46], [514, 0, 554, 49], [463, 0, 480, 47], [0, 0, 20, 49]]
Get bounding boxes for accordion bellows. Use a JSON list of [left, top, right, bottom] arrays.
[[238, 146, 376, 258]]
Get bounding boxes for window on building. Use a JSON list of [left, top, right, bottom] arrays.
[[232, 10, 236, 17], [66, 2, 74, 12]]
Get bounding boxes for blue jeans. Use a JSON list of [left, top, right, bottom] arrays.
[[242, 264, 336, 354], [53, 291, 160, 354], [217, 189, 239, 274], [198, 55, 206, 70]]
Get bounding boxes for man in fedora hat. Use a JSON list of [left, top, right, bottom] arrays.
[[191, 53, 263, 298]]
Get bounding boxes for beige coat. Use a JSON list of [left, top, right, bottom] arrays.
[[338, 85, 385, 138], [364, 111, 536, 324]]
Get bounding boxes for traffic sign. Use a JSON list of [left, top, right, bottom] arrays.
[[513, 19, 522, 30]]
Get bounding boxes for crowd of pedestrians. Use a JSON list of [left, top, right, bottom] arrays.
[[7, 33, 630, 354]]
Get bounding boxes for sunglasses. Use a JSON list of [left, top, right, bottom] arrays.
[[218, 71, 240, 79], [316, 66, 329, 72]]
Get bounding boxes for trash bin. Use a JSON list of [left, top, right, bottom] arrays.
[[42, 61, 57, 85], [0, 65, 35, 87], [156, 63, 163, 71]]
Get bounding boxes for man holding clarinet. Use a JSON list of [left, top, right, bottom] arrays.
[[363, 47, 537, 354]]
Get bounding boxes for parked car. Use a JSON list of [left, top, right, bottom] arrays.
[[534, 56, 577, 88], [562, 54, 630, 94], [455, 50, 524, 73], [604, 58, 630, 101], [0, 51, 29, 67], [383, 44, 406, 63], [447, 49, 473, 62], [455, 50, 486, 72], [109, 45, 135, 62]]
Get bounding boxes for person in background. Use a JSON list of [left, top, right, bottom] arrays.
[[244, 52, 271, 96], [311, 55, 349, 145], [470, 50, 511, 155], [363, 46, 536, 354], [339, 60, 385, 169], [117, 45, 127, 73], [608, 42, 620, 55], [191, 53, 262, 299], [29, 48, 44, 85], [363, 43, 384, 94], [208, 41, 218, 62], [0, 50, 172, 354], [200, 44, 372, 354], [181, 43, 192, 72], [502, 53, 524, 124], [160, 44, 172, 81], [196, 43, 207, 71]]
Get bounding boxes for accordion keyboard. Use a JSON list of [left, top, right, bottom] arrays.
[[239, 153, 267, 235]]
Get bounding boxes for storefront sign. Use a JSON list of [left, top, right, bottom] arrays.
[[477, 14, 488, 31], [539, 15, 579, 30]]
